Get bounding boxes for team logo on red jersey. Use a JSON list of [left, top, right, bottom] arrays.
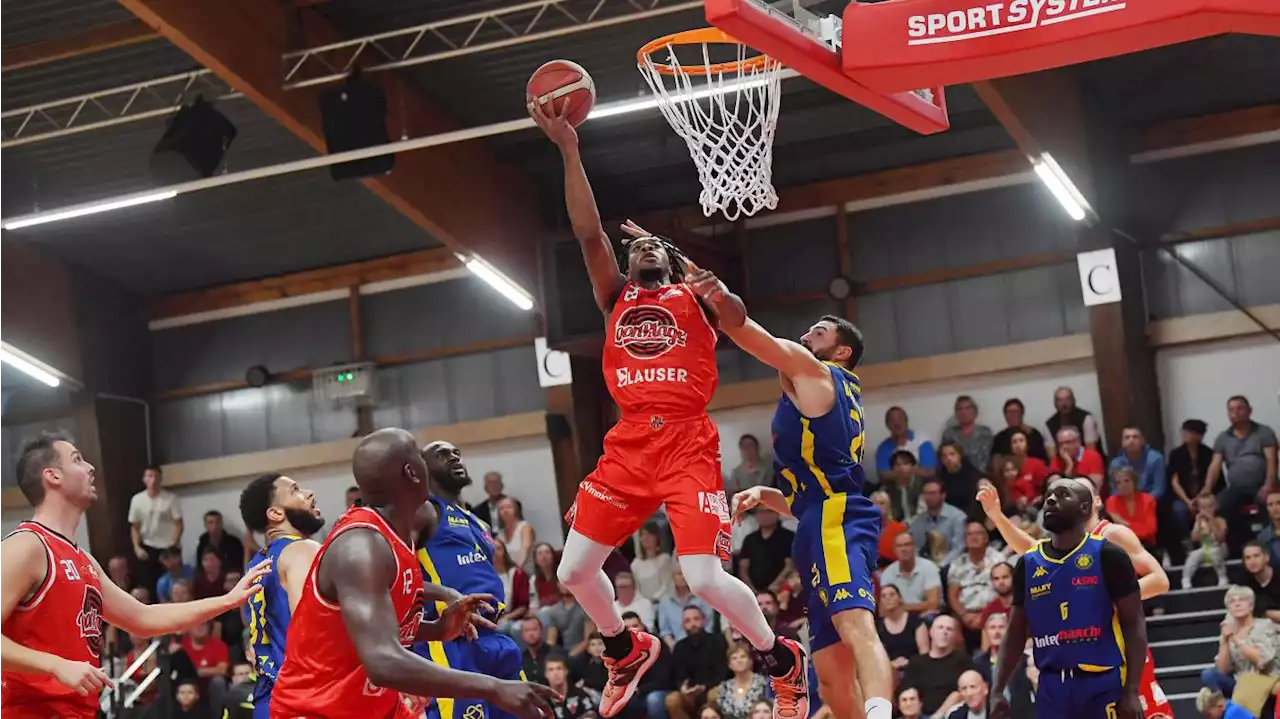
[[398, 591, 426, 645], [78, 584, 104, 658], [613, 305, 687, 360]]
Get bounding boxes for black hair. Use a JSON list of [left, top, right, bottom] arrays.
[[204, 509, 222, 520], [144, 464, 163, 477], [1003, 398, 1025, 414], [1181, 419, 1208, 435], [1227, 395, 1250, 408], [954, 394, 977, 410], [622, 234, 691, 284], [921, 476, 945, 493], [991, 561, 1013, 575], [819, 314, 865, 369], [346, 485, 359, 494], [160, 546, 182, 559], [176, 678, 200, 692], [544, 651, 570, 669], [754, 588, 779, 603], [1243, 540, 1265, 554], [681, 604, 705, 617], [884, 405, 906, 423], [890, 450, 917, 467], [240, 473, 284, 533], [14, 430, 74, 507], [620, 611, 641, 622], [738, 434, 759, 448]]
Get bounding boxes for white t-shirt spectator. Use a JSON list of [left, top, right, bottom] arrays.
[[129, 490, 182, 549], [631, 553, 675, 602], [614, 595, 655, 631]]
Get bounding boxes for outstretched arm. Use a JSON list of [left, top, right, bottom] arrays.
[[719, 318, 829, 380], [530, 99, 623, 312], [1100, 524, 1170, 600], [977, 485, 1037, 555], [95, 554, 272, 637]]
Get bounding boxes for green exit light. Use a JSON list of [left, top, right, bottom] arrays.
[[336, 371, 355, 383]]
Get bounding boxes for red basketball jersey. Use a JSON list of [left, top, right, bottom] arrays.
[[270, 507, 426, 719], [604, 281, 719, 416], [1, 521, 104, 719]]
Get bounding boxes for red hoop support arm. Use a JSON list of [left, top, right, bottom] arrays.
[[843, 0, 1280, 94], [704, 0, 950, 135]]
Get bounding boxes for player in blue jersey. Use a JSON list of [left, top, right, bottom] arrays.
[[991, 477, 1148, 719], [413, 440, 525, 719], [701, 274, 890, 719], [238, 473, 327, 719]]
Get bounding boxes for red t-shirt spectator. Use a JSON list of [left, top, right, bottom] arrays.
[[878, 519, 907, 563], [183, 635, 229, 678], [978, 595, 1013, 628], [1049, 447, 1105, 481], [1008, 457, 1050, 504], [509, 567, 532, 615], [532, 572, 561, 609], [1105, 492, 1158, 545]]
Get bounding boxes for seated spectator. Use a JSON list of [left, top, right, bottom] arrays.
[[1045, 386, 1104, 455], [546, 581, 595, 656], [909, 479, 967, 565], [633, 522, 676, 602], [1170, 419, 1212, 523], [1196, 687, 1255, 719], [712, 644, 769, 719], [727, 434, 773, 496], [193, 548, 227, 601], [946, 522, 1006, 647], [572, 633, 608, 694], [1259, 489, 1280, 568], [897, 686, 924, 719], [871, 491, 907, 565], [771, 567, 805, 633], [665, 606, 729, 719], [498, 497, 536, 570], [970, 613, 1007, 683], [1048, 426, 1106, 491], [900, 615, 974, 718], [885, 451, 925, 522], [171, 578, 195, 603], [174, 678, 213, 719], [881, 533, 943, 616], [196, 510, 245, 573], [1001, 430, 1049, 514], [990, 398, 1050, 472], [946, 670, 988, 719], [521, 616, 552, 685], [1106, 467, 1158, 549], [738, 508, 795, 593], [107, 554, 134, 592], [183, 620, 230, 712], [619, 612, 675, 719], [493, 538, 530, 636], [544, 651, 600, 719], [156, 547, 195, 602], [216, 571, 245, 652], [937, 443, 983, 518], [1201, 586, 1280, 697], [613, 571, 655, 631], [1110, 426, 1167, 500], [876, 407, 937, 489], [977, 562, 1014, 630], [1184, 494, 1229, 588], [1241, 542, 1280, 621], [530, 542, 563, 618], [753, 590, 799, 643], [942, 396, 995, 480], [875, 584, 927, 671], [222, 657, 256, 719], [658, 565, 717, 648]]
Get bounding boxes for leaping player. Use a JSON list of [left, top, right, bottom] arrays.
[[978, 480, 1173, 718], [530, 97, 810, 718], [1, 432, 271, 719], [706, 300, 895, 719], [413, 440, 531, 719], [268, 428, 558, 719], [238, 472, 329, 718]]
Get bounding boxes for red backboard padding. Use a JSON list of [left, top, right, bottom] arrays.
[[842, 0, 1280, 94]]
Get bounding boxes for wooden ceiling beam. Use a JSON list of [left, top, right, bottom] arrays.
[[2, 21, 160, 71], [119, 0, 543, 286]]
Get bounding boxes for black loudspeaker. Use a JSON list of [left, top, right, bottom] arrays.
[[545, 413, 573, 442], [320, 73, 394, 181], [151, 96, 237, 183]]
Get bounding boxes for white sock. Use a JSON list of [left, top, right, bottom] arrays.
[[677, 554, 775, 652], [557, 530, 626, 636], [864, 697, 892, 719]]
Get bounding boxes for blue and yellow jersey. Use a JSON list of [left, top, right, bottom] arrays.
[[244, 535, 302, 696], [1023, 534, 1126, 676], [771, 363, 868, 517], [416, 498, 505, 620]]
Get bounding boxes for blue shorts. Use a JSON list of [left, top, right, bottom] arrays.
[[413, 631, 525, 719], [1037, 668, 1123, 719], [793, 493, 880, 652], [252, 679, 272, 719]]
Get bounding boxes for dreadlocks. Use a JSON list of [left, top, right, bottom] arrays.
[[621, 234, 691, 284]]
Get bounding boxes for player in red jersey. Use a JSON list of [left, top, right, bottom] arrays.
[[531, 100, 809, 719], [269, 428, 557, 719], [1, 431, 271, 719], [979, 478, 1173, 719]]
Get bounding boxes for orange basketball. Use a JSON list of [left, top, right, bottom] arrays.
[[527, 59, 596, 127]]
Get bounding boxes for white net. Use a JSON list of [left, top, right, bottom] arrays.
[[639, 40, 784, 221]]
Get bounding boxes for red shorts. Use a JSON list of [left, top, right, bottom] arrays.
[[1139, 648, 1172, 719], [568, 412, 730, 559]]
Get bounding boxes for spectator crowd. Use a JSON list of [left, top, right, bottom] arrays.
[[97, 387, 1278, 719]]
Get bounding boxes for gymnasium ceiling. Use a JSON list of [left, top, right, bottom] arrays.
[[2, 0, 1278, 295]]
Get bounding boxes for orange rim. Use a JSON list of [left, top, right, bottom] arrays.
[[637, 27, 773, 76]]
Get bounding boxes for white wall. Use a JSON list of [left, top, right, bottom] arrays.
[[1157, 335, 1280, 445], [1, 507, 91, 546], [712, 360, 1103, 480], [167, 434, 563, 564]]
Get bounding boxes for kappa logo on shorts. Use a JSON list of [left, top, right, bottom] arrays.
[[833, 588, 853, 601]]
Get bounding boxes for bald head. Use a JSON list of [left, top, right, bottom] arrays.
[[352, 428, 427, 506]]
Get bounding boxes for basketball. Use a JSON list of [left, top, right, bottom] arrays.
[[527, 59, 596, 127]]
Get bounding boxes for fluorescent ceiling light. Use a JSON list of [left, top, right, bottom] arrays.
[[3, 190, 178, 230], [459, 254, 534, 311], [1032, 153, 1093, 223], [0, 344, 62, 387]]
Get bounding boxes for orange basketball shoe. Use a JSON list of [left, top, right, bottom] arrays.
[[599, 629, 661, 718]]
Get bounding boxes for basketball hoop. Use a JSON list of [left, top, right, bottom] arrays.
[[637, 28, 784, 221]]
